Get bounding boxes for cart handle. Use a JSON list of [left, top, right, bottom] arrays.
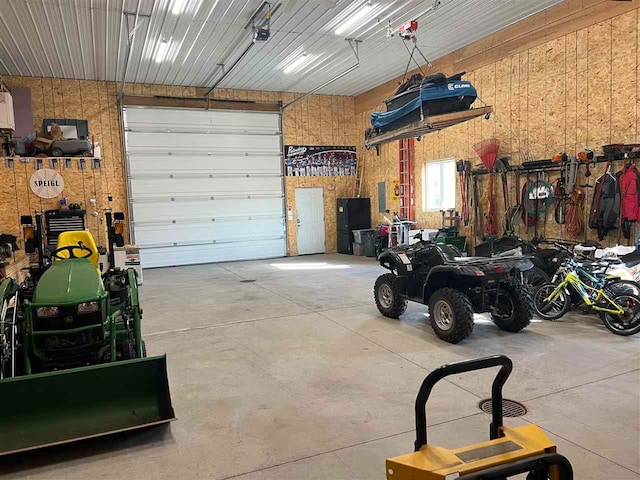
[[457, 453, 573, 480], [414, 355, 512, 451]]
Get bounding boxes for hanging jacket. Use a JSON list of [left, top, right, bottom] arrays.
[[589, 169, 620, 240], [616, 164, 640, 222]]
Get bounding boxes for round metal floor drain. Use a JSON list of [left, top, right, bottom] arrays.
[[240, 279, 256, 283], [479, 399, 527, 417]]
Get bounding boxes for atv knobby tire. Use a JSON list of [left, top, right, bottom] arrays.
[[491, 280, 533, 332], [428, 288, 474, 343], [374, 273, 408, 318]]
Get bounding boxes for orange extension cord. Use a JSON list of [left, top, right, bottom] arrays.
[[565, 189, 584, 238]]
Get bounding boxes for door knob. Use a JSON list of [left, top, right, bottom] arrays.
[[296, 218, 301, 227]]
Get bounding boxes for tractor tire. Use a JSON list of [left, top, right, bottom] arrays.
[[121, 339, 147, 359], [121, 340, 136, 360], [50, 147, 64, 157], [374, 273, 408, 318], [491, 281, 533, 332], [428, 288, 474, 343]]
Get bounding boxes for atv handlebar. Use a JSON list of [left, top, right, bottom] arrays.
[[414, 355, 512, 451]]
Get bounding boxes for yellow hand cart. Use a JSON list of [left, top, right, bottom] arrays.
[[386, 355, 573, 479]]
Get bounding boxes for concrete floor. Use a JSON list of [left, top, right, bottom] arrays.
[[2, 254, 639, 479]]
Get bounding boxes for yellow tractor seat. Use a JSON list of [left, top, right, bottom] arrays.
[[55, 231, 100, 268]]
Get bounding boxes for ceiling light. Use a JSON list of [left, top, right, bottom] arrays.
[[155, 39, 169, 63], [171, 0, 187, 15], [283, 52, 308, 74], [335, 1, 373, 36]]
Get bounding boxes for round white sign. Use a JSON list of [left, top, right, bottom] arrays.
[[30, 169, 65, 198]]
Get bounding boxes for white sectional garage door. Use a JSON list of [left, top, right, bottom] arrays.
[[124, 106, 286, 268]]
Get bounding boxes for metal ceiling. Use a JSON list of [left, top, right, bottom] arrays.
[[0, 0, 562, 96]]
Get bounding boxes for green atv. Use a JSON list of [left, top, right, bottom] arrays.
[[0, 212, 174, 456]]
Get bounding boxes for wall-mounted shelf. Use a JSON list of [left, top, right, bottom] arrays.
[[365, 106, 493, 154]]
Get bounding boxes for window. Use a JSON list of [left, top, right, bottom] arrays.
[[422, 159, 456, 211]]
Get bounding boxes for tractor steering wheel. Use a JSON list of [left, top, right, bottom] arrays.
[[51, 243, 94, 260]]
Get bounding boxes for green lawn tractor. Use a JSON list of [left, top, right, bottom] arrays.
[[0, 212, 174, 456]]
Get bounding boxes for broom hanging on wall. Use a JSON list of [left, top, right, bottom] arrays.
[[474, 138, 501, 236]]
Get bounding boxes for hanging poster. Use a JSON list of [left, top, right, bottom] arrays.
[[284, 145, 357, 177]]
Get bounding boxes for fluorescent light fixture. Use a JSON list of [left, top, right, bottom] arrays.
[[171, 0, 187, 15], [283, 52, 308, 74], [335, 1, 373, 36], [155, 39, 169, 63]]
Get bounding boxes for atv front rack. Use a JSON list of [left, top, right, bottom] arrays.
[[365, 106, 493, 153]]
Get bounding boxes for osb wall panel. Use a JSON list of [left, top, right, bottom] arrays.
[[0, 159, 105, 247], [285, 176, 355, 256], [281, 94, 358, 255], [3, 77, 131, 220], [357, 9, 640, 250], [1, 76, 356, 260]]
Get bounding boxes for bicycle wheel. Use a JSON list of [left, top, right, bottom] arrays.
[[533, 284, 570, 320], [600, 293, 640, 336], [522, 267, 550, 293], [604, 280, 640, 297]]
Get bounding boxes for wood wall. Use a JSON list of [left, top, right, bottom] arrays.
[[0, 77, 357, 270], [356, 5, 640, 249]]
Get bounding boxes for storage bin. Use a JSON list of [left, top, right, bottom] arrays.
[[353, 228, 375, 244]]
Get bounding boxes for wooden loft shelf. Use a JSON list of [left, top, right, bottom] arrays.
[[365, 106, 494, 152]]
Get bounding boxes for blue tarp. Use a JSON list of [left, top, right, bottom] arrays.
[[370, 81, 477, 129]]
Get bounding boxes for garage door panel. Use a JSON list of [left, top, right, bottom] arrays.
[[140, 240, 286, 268], [131, 198, 284, 222], [126, 131, 280, 153], [128, 155, 282, 174], [130, 177, 283, 196], [125, 108, 280, 135], [125, 106, 286, 267], [134, 220, 284, 246]]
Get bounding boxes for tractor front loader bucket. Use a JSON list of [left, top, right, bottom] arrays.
[[0, 355, 175, 456]]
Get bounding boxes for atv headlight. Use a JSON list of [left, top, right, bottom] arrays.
[[77, 301, 99, 314], [36, 306, 59, 318]]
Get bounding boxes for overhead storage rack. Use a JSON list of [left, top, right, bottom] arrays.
[[365, 106, 493, 154]]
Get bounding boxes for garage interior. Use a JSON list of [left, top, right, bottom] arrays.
[[0, 0, 639, 479]]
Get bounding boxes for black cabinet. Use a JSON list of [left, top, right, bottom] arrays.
[[337, 198, 371, 254]]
